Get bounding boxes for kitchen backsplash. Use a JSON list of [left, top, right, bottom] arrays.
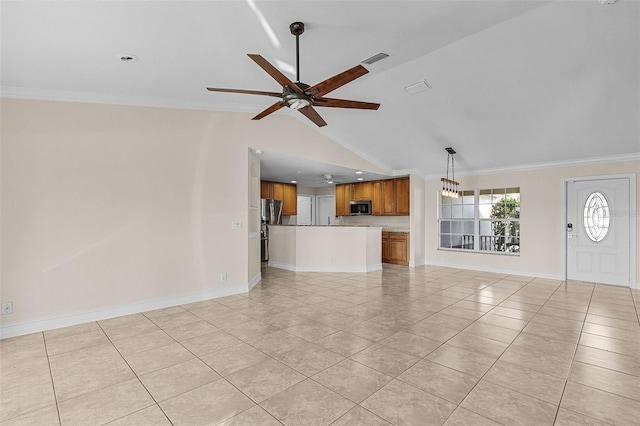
[[339, 214, 409, 229]]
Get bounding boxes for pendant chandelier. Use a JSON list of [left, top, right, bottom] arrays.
[[441, 147, 460, 198]]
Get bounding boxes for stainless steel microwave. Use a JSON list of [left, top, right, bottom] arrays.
[[350, 200, 372, 215]]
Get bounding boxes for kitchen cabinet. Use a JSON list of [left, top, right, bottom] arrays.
[[335, 176, 409, 216], [271, 182, 284, 201], [394, 177, 410, 215], [371, 181, 383, 215], [260, 181, 271, 199], [335, 183, 352, 216], [282, 183, 297, 216], [352, 181, 373, 201], [261, 180, 297, 216], [381, 179, 395, 215], [380, 177, 409, 216], [382, 232, 409, 265]]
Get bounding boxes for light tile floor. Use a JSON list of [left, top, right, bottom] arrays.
[[1, 265, 639, 425]]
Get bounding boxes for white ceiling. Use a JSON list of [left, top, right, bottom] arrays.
[[2, 1, 638, 186]]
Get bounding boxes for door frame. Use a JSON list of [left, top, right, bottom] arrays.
[[315, 195, 336, 225], [297, 194, 315, 225], [561, 173, 637, 288]]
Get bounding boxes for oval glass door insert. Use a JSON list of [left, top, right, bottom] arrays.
[[583, 192, 610, 242]]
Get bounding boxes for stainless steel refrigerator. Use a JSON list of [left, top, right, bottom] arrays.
[[260, 199, 283, 262]]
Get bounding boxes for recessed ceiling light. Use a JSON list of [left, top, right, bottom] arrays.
[[290, 180, 297, 184], [355, 171, 363, 175], [118, 54, 138, 62], [357, 177, 364, 181]]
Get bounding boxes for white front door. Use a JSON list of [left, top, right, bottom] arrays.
[[566, 178, 630, 286], [316, 195, 336, 225], [297, 195, 313, 225]]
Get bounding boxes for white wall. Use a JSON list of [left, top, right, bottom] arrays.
[[0, 98, 387, 336], [410, 173, 426, 267], [424, 159, 639, 284]]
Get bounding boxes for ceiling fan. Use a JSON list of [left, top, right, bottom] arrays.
[[206, 21, 380, 127], [308, 173, 342, 186]]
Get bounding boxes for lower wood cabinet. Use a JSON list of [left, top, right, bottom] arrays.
[[382, 231, 409, 266]]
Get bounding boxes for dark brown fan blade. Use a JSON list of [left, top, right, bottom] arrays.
[[252, 102, 285, 120], [248, 54, 303, 94], [314, 97, 380, 110], [207, 87, 282, 98], [298, 105, 327, 127], [306, 65, 369, 97]]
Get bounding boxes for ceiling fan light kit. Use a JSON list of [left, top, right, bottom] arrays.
[[206, 21, 380, 127]]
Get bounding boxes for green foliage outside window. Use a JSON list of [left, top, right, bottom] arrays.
[[491, 196, 520, 251]]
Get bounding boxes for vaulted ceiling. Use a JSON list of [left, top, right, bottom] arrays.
[[2, 1, 638, 186]]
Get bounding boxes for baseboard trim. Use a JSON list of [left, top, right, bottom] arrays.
[[248, 273, 262, 290], [424, 259, 563, 280], [0, 283, 248, 340], [410, 258, 427, 268], [267, 261, 382, 273]]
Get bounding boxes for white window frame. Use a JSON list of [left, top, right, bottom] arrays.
[[438, 188, 520, 256]]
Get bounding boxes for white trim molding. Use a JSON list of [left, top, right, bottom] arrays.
[[0, 283, 249, 340], [424, 259, 563, 281], [268, 261, 382, 273], [248, 273, 262, 290], [424, 153, 640, 181]]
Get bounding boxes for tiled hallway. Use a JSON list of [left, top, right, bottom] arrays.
[[1, 265, 639, 425]]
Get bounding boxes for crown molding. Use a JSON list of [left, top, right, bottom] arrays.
[[423, 152, 640, 181], [0, 85, 268, 114]]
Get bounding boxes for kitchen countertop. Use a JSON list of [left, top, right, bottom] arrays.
[[270, 224, 381, 228]]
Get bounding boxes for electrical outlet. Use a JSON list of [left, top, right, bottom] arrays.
[[220, 273, 227, 282], [231, 221, 242, 229], [2, 302, 13, 315]]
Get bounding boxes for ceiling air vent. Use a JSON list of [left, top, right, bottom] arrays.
[[405, 79, 432, 95], [361, 52, 389, 65]]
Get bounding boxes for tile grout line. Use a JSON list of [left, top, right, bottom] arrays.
[[95, 319, 175, 425], [42, 331, 64, 426], [436, 278, 561, 425], [551, 280, 595, 425]]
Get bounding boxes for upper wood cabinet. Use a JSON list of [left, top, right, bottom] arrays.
[[271, 182, 284, 201], [336, 176, 410, 216], [352, 181, 373, 201], [394, 177, 410, 215], [282, 183, 297, 216], [371, 181, 383, 215], [260, 181, 271, 199], [335, 183, 352, 216], [382, 179, 395, 215], [261, 180, 297, 216]]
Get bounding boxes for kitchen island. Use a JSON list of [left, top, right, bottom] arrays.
[[268, 225, 382, 273]]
